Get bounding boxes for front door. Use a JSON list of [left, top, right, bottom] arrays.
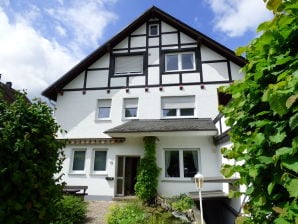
[[115, 156, 140, 196]]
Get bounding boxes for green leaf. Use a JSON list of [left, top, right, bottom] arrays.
[[269, 131, 286, 143], [286, 95, 298, 109], [282, 157, 298, 173], [276, 147, 294, 157], [235, 46, 248, 56], [268, 182, 275, 195], [249, 167, 259, 179], [221, 166, 234, 178], [266, 0, 282, 12], [285, 178, 298, 197], [258, 156, 273, 164], [274, 217, 292, 224], [289, 113, 298, 130], [268, 93, 290, 116], [235, 216, 250, 224]]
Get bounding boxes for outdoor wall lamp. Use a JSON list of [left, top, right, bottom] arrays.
[[194, 172, 204, 224]]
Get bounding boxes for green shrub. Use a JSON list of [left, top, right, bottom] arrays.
[[170, 194, 194, 212], [106, 203, 145, 224], [135, 136, 161, 205], [53, 195, 87, 224], [0, 96, 65, 223]]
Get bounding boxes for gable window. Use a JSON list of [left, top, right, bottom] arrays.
[[149, 24, 159, 36], [165, 149, 199, 178], [92, 150, 107, 173], [165, 52, 195, 72], [123, 98, 138, 118], [161, 96, 195, 118], [114, 55, 143, 75], [71, 149, 86, 172], [97, 99, 111, 119]]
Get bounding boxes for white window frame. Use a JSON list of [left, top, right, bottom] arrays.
[[163, 148, 200, 180], [123, 98, 138, 120], [70, 149, 87, 174], [165, 52, 196, 72], [114, 55, 144, 75], [149, 24, 159, 36], [161, 96, 195, 119], [90, 149, 108, 175], [96, 99, 112, 120]]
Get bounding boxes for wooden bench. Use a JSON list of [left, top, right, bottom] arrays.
[[63, 185, 88, 196]]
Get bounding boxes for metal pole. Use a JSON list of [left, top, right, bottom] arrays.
[[199, 188, 204, 224]]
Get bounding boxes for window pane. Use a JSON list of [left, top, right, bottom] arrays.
[[163, 109, 177, 117], [166, 55, 178, 71], [181, 53, 194, 70], [183, 151, 198, 177], [98, 107, 110, 118], [150, 25, 158, 36], [125, 108, 137, 117], [94, 151, 107, 171], [165, 151, 180, 177], [180, 108, 194, 116], [73, 151, 85, 171]]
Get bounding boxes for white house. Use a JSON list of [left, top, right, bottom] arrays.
[[43, 6, 246, 222]]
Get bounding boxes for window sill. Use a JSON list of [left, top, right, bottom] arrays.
[[68, 171, 86, 175], [95, 118, 111, 122], [90, 172, 108, 176]]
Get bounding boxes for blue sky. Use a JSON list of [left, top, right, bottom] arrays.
[[0, 0, 272, 100]]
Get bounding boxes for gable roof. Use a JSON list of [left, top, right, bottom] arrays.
[[0, 81, 30, 103], [42, 6, 246, 101]]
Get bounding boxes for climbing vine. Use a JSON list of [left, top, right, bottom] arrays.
[[135, 136, 161, 205], [220, 0, 297, 223]]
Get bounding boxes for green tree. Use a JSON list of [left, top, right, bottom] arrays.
[[0, 95, 65, 223], [135, 136, 161, 205], [220, 0, 298, 223]]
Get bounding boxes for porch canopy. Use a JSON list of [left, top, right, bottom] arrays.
[[105, 118, 218, 137]]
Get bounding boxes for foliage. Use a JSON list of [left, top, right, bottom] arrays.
[[52, 195, 87, 224], [135, 136, 161, 205], [170, 194, 194, 212], [0, 95, 65, 223], [220, 0, 298, 223], [106, 200, 185, 224], [106, 202, 146, 224]]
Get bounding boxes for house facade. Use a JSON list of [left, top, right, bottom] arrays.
[[43, 6, 245, 205]]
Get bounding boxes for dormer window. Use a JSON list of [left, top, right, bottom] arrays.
[[114, 54, 144, 75], [149, 24, 159, 36]]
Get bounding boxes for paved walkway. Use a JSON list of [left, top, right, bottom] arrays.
[[85, 200, 117, 224]]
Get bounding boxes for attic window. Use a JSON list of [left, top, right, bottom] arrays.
[[149, 24, 159, 36], [114, 55, 143, 75]]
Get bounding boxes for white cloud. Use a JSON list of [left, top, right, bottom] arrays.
[[0, 8, 77, 100], [0, 0, 118, 100], [205, 0, 272, 37], [47, 0, 118, 55]]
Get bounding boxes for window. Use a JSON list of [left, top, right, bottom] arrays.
[[97, 99, 111, 119], [161, 96, 195, 118], [149, 24, 159, 36], [114, 55, 143, 75], [72, 150, 86, 172], [165, 149, 199, 178], [92, 150, 107, 173], [165, 52, 195, 72], [123, 98, 138, 118]]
